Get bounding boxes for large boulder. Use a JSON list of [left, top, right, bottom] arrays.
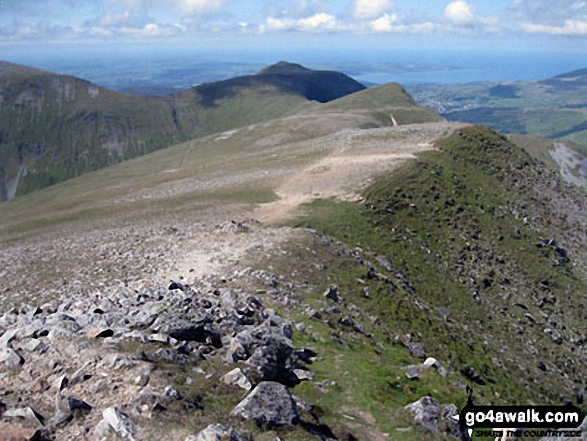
[[405, 396, 440, 433], [230, 381, 299, 426]]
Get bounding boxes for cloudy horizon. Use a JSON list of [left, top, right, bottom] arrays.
[[1, 0, 587, 56]]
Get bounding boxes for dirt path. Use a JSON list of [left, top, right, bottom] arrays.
[[255, 150, 423, 222], [254, 124, 458, 223]]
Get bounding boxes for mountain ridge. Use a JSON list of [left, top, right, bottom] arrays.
[[0, 61, 367, 200]]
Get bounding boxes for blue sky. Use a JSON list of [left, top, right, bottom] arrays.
[[1, 0, 587, 55]]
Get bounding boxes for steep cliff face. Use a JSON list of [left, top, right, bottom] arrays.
[[0, 62, 181, 198]]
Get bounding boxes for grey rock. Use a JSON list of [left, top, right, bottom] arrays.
[[153, 348, 190, 364], [405, 396, 440, 432], [0, 329, 18, 348], [222, 368, 253, 391], [162, 385, 182, 400], [19, 338, 48, 353], [293, 369, 315, 381], [4, 407, 45, 426], [94, 418, 112, 438], [442, 404, 472, 441], [103, 406, 137, 440], [409, 342, 427, 359], [324, 285, 341, 304], [423, 357, 448, 378], [186, 423, 248, 441], [230, 381, 299, 426], [47, 411, 73, 429], [135, 373, 150, 387], [87, 327, 115, 339], [0, 347, 24, 368], [403, 365, 422, 380], [110, 354, 136, 369], [66, 397, 93, 414], [48, 320, 81, 341], [148, 333, 171, 344]]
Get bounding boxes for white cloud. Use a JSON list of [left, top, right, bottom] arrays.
[[369, 14, 435, 34], [370, 13, 398, 32], [178, 0, 224, 14], [444, 0, 475, 25], [520, 19, 587, 35], [265, 12, 346, 32], [441, 0, 499, 33], [353, 0, 393, 20]]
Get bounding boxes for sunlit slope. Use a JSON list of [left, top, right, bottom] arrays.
[[0, 112, 449, 244], [304, 83, 443, 126]]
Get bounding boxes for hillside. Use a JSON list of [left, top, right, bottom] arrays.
[[1, 80, 586, 441], [0, 61, 181, 200], [0, 61, 367, 201], [406, 67, 587, 160], [305, 83, 442, 127]]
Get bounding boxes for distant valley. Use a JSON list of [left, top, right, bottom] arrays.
[[407, 68, 587, 147]]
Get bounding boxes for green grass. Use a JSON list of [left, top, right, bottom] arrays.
[[245, 125, 587, 440]]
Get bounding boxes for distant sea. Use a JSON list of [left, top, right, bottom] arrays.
[[6, 47, 586, 90]]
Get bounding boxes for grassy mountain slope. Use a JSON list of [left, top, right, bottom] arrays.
[[0, 61, 180, 200], [0, 61, 365, 201], [0, 88, 443, 243], [281, 125, 587, 423], [305, 83, 442, 127]]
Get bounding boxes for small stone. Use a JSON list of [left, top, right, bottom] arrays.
[[67, 397, 92, 414], [19, 338, 47, 353], [163, 386, 182, 400], [110, 355, 136, 369], [87, 327, 115, 339], [405, 396, 440, 433], [93, 418, 112, 438], [135, 373, 150, 387], [408, 342, 427, 359], [221, 368, 253, 391], [4, 407, 45, 427], [324, 285, 341, 304], [148, 333, 170, 344], [293, 369, 315, 381], [403, 365, 422, 380], [422, 357, 448, 377], [103, 407, 137, 440], [0, 347, 24, 369], [47, 411, 73, 429], [186, 423, 248, 441]]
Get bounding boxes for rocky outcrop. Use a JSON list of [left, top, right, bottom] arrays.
[[230, 381, 299, 426]]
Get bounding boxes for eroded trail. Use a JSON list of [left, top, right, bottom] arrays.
[[169, 123, 464, 283], [255, 122, 461, 223]]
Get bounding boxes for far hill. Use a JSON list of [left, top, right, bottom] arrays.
[[407, 66, 587, 181], [305, 83, 442, 126], [0, 61, 369, 200], [540, 67, 587, 90]]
